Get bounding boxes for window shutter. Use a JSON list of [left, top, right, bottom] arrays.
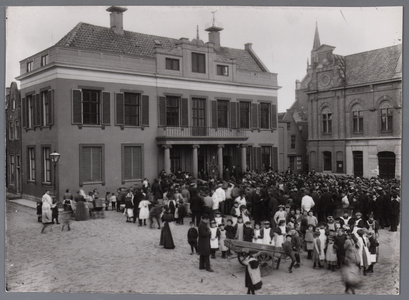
[[211, 100, 217, 128], [159, 96, 166, 126], [92, 147, 102, 182], [39, 94, 44, 126], [82, 147, 92, 182], [124, 147, 132, 180], [22, 98, 27, 128], [47, 90, 54, 126], [256, 147, 262, 170], [251, 103, 259, 129], [272, 147, 278, 171], [35, 94, 40, 127], [101, 92, 110, 125], [181, 98, 188, 127], [141, 95, 149, 126], [133, 146, 142, 179], [115, 93, 124, 125], [72, 90, 82, 124], [271, 103, 277, 129], [252, 147, 257, 170], [230, 102, 237, 129]]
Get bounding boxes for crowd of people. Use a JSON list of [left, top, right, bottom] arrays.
[[36, 168, 400, 293]]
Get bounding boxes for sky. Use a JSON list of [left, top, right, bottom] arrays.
[[5, 6, 402, 112]]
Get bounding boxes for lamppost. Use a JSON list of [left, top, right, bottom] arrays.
[[50, 151, 61, 205]]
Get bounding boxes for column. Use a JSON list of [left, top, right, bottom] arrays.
[[217, 144, 224, 179], [192, 145, 200, 179], [163, 145, 172, 174], [241, 144, 247, 172]]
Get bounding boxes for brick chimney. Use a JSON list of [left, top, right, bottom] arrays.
[[106, 6, 127, 35]]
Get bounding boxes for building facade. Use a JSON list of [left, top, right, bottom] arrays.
[[298, 26, 402, 179], [5, 82, 23, 195], [16, 7, 280, 201]]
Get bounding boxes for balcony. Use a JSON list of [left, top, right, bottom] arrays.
[[156, 126, 249, 144]]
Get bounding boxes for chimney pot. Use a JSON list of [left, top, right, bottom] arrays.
[[106, 6, 127, 35]]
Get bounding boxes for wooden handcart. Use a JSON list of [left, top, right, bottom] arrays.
[[224, 239, 286, 277]]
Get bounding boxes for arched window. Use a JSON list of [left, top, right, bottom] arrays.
[[351, 104, 363, 133], [380, 102, 393, 132], [322, 108, 332, 133]]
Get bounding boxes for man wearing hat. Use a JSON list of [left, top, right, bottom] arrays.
[[198, 214, 214, 272]]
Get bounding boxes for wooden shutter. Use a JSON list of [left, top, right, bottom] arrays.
[[230, 102, 237, 129], [251, 103, 259, 129], [256, 147, 262, 170], [92, 147, 102, 182], [34, 94, 40, 127], [22, 98, 27, 128], [82, 147, 92, 182], [115, 93, 124, 125], [181, 98, 188, 127], [272, 147, 278, 171], [133, 146, 142, 179], [47, 90, 54, 126], [39, 94, 44, 126], [72, 90, 82, 124], [159, 96, 166, 126], [211, 100, 217, 128], [124, 146, 132, 180], [101, 92, 110, 125], [271, 103, 277, 129], [252, 147, 257, 170], [141, 95, 149, 126]]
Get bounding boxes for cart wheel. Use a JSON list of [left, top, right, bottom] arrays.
[[238, 253, 249, 266], [258, 253, 274, 277]]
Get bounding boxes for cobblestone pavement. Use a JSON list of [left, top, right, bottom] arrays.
[[5, 201, 400, 295]]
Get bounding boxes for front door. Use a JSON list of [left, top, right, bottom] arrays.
[[192, 98, 206, 136], [378, 151, 396, 179], [353, 151, 363, 177]]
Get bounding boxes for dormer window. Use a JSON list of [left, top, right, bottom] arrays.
[[217, 65, 229, 76], [192, 52, 206, 73], [26, 61, 33, 72], [166, 58, 180, 71], [41, 54, 49, 66], [154, 40, 162, 46]]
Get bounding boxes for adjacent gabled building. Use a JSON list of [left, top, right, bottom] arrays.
[[298, 25, 402, 179], [16, 6, 280, 201]]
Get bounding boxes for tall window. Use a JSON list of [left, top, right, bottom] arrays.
[[291, 135, 296, 149], [166, 58, 180, 70], [353, 111, 363, 133], [41, 54, 49, 67], [81, 146, 102, 183], [27, 61, 33, 72], [166, 96, 180, 126], [261, 146, 271, 170], [239, 102, 250, 129], [217, 65, 229, 76], [15, 121, 20, 140], [322, 108, 332, 133], [82, 90, 100, 125], [323, 151, 332, 171], [192, 52, 206, 73], [380, 102, 393, 132], [123, 145, 142, 180], [217, 100, 228, 128], [42, 147, 51, 184], [27, 95, 34, 128], [260, 103, 270, 129], [124, 93, 140, 126], [192, 98, 206, 127], [28, 147, 36, 181], [41, 90, 50, 126], [10, 155, 15, 183], [9, 122, 14, 140]]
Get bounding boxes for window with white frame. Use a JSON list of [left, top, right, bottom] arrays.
[[322, 108, 332, 133], [42, 147, 51, 184], [380, 101, 393, 132], [352, 104, 363, 133], [28, 147, 36, 181]]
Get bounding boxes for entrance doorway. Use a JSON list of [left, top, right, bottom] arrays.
[[353, 151, 363, 177], [377, 151, 396, 179]]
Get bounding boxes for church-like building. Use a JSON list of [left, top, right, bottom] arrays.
[[296, 25, 402, 179]]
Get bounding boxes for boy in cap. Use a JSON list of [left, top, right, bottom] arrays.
[[187, 221, 199, 255], [281, 234, 297, 273], [289, 227, 301, 268], [243, 221, 254, 242]]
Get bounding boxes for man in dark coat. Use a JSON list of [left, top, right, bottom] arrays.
[[190, 190, 204, 227], [389, 193, 400, 232], [198, 215, 213, 272]]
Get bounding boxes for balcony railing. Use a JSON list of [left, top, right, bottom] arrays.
[[157, 126, 247, 138]]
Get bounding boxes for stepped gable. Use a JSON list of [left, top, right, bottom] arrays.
[[345, 44, 402, 86], [56, 22, 264, 72]]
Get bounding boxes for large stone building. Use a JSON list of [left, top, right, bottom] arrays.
[[297, 25, 402, 179], [15, 6, 280, 201]]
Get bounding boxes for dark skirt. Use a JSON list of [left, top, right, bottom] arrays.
[[160, 221, 175, 249], [75, 201, 89, 221]]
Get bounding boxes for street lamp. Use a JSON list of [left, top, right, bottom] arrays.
[[50, 151, 61, 205]]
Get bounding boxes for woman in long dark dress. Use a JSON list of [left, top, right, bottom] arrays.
[[160, 206, 175, 249], [75, 190, 89, 221]]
